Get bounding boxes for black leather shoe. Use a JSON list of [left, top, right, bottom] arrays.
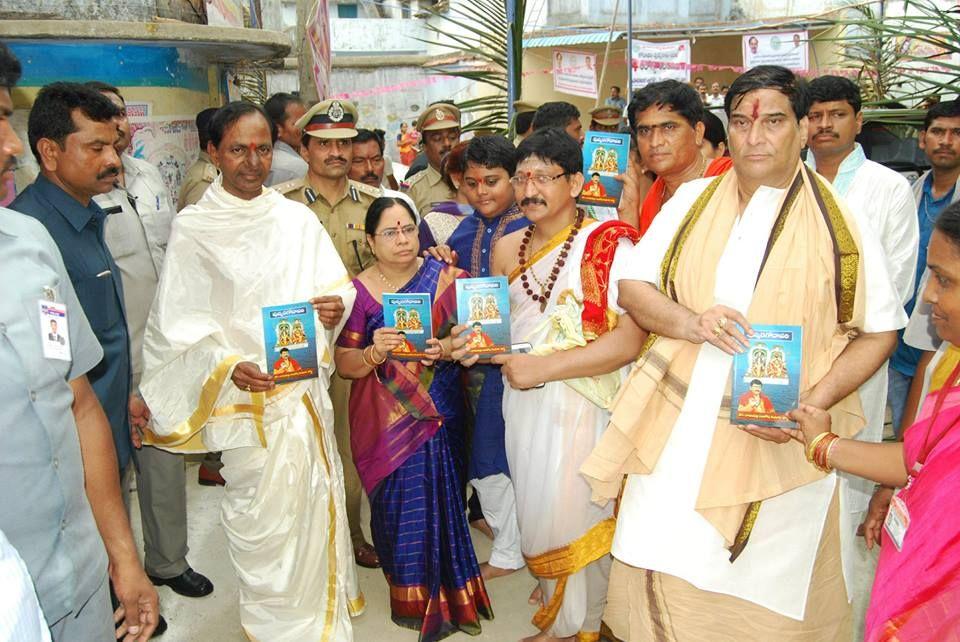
[[152, 615, 168, 637], [148, 568, 214, 598]]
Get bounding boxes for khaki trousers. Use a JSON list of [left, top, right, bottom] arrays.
[[330, 372, 365, 549]]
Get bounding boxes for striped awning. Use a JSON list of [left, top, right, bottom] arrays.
[[522, 31, 627, 49]]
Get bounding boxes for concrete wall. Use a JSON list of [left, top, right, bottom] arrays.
[[0, 0, 155, 20], [330, 18, 428, 54], [540, 0, 849, 26]]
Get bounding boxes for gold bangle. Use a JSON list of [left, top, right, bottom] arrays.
[[806, 431, 833, 463], [369, 345, 387, 365], [360, 346, 375, 369], [824, 435, 841, 470]]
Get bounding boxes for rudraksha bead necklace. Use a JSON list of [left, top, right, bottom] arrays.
[[518, 211, 585, 312]]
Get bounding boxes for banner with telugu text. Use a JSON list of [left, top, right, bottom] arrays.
[[630, 39, 691, 91]]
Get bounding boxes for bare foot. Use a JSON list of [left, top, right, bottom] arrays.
[[470, 517, 495, 540], [480, 562, 521, 580], [528, 584, 543, 605], [520, 632, 575, 642]]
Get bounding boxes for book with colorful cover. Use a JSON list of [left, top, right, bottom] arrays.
[[382, 292, 434, 360], [261, 301, 319, 384], [578, 130, 630, 208], [730, 324, 803, 428], [455, 277, 511, 359]]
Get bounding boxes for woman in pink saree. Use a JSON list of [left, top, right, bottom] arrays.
[[788, 201, 960, 641]]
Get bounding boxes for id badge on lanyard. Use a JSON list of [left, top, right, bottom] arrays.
[[884, 482, 913, 551]]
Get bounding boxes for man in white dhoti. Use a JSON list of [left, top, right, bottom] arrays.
[[581, 66, 906, 641], [139, 102, 363, 641], [458, 127, 646, 641], [805, 75, 918, 639]]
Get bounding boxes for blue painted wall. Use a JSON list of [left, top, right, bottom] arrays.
[[8, 42, 209, 91]]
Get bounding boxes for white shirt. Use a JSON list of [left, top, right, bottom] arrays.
[[612, 176, 906, 619], [265, 141, 309, 187], [0, 529, 50, 642]]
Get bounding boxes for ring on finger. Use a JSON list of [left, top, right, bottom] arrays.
[[717, 317, 727, 328], [713, 324, 725, 338]]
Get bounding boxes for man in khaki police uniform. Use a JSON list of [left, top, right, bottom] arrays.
[[403, 102, 460, 214], [274, 98, 381, 569], [178, 107, 218, 211], [589, 105, 623, 133]]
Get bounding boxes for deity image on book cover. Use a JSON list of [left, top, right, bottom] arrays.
[[578, 131, 629, 208], [456, 276, 511, 358], [382, 292, 434, 360], [730, 324, 802, 428], [261, 302, 319, 384]]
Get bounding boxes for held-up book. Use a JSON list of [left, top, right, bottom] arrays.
[[730, 324, 803, 428], [382, 292, 434, 360], [261, 302, 319, 384], [456, 277, 511, 359], [578, 131, 630, 208]]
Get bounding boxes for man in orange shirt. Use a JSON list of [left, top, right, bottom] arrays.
[[624, 80, 732, 233]]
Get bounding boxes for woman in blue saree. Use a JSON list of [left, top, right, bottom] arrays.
[[335, 197, 492, 641]]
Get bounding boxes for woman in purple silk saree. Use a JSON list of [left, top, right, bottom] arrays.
[[786, 208, 960, 642], [334, 197, 492, 641]]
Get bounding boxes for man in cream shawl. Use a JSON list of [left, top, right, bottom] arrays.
[[140, 103, 362, 641], [582, 66, 906, 640]]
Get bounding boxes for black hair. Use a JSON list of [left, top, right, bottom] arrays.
[[750, 379, 762, 387], [463, 135, 518, 176], [516, 127, 582, 175], [701, 110, 727, 149], [808, 75, 862, 113], [196, 107, 219, 149], [515, 110, 535, 136], [924, 99, 960, 131], [354, 128, 384, 154], [628, 80, 704, 132], [0, 42, 21, 90], [27, 82, 121, 162], [365, 196, 417, 234], [532, 101, 581, 132], [934, 201, 960, 249], [372, 128, 387, 145], [724, 65, 810, 121], [280, 347, 290, 354], [611, 85, 621, 93], [263, 92, 304, 127], [84, 80, 123, 103], [208, 101, 276, 148]]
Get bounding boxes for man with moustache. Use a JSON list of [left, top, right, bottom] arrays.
[[88, 81, 214, 603], [582, 66, 905, 639], [804, 75, 918, 636], [404, 102, 461, 214], [7, 78, 159, 640], [349, 127, 419, 214], [276, 98, 381, 569], [887, 99, 960, 437], [629, 80, 732, 235], [139, 101, 361, 640], [453, 128, 644, 641]]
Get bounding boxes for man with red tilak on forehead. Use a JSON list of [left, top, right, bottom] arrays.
[[582, 66, 906, 640]]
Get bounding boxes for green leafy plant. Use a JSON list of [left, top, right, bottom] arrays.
[[417, 0, 526, 134]]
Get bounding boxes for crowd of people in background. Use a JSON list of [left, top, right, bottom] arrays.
[[2, 34, 960, 642]]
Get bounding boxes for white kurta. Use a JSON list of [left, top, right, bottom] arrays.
[[502, 220, 631, 637], [809, 149, 919, 596], [611, 177, 906, 620], [141, 179, 362, 641]]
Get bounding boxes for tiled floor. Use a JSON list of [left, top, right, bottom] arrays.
[[129, 461, 539, 641]]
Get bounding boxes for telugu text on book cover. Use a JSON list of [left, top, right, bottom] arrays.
[[730, 324, 803, 428], [578, 130, 629, 208], [456, 276, 511, 359], [261, 301, 319, 384], [382, 292, 434, 360]]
